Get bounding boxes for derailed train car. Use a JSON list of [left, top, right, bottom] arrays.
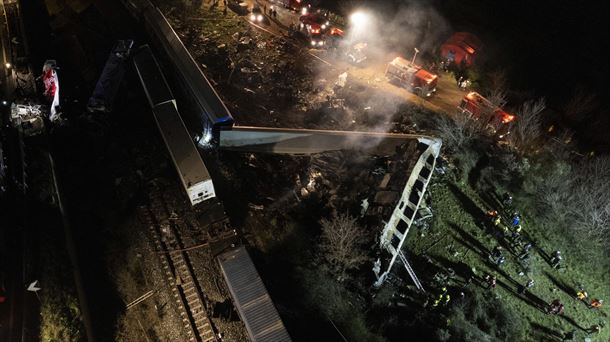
[[133, 45, 216, 205], [133, 0, 234, 144]]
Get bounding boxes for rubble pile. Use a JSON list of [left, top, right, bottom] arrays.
[[166, 7, 320, 126], [223, 138, 422, 240], [163, 4, 424, 134]]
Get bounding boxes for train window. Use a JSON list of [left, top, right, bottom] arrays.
[[396, 220, 408, 234], [420, 167, 431, 179], [198, 193, 203, 197], [403, 205, 414, 218], [391, 235, 401, 250], [409, 191, 420, 204], [398, 201, 404, 209]]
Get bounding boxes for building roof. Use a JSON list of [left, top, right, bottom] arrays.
[[218, 246, 292, 342]]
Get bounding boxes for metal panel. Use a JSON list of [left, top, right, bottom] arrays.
[[132, 45, 174, 107], [220, 126, 435, 155], [152, 100, 216, 205], [218, 247, 292, 342], [143, 5, 234, 127]]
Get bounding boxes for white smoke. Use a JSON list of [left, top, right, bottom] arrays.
[[342, 2, 451, 65]]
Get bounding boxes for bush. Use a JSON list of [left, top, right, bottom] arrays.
[[438, 289, 526, 342], [452, 147, 480, 185], [300, 267, 385, 342]]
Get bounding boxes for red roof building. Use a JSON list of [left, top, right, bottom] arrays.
[[440, 32, 482, 67]]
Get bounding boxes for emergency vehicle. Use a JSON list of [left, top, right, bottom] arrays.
[[346, 42, 368, 65], [326, 27, 343, 48], [299, 13, 328, 47], [385, 57, 438, 97], [281, 0, 307, 12], [458, 91, 515, 126]]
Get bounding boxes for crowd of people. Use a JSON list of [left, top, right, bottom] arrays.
[[424, 190, 606, 339]]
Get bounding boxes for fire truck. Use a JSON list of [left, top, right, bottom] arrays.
[[281, 0, 307, 12], [385, 57, 438, 97], [459, 92, 515, 133], [326, 27, 343, 48], [299, 13, 329, 47]]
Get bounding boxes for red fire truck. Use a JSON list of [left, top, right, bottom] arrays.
[[385, 57, 438, 97], [459, 92, 515, 125], [299, 13, 328, 47], [281, 0, 307, 12]]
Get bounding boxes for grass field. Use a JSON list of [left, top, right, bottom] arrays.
[[405, 175, 610, 341]]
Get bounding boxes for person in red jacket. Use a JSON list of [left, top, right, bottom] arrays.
[[40, 60, 60, 121]]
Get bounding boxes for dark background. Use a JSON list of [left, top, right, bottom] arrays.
[[331, 0, 610, 150]]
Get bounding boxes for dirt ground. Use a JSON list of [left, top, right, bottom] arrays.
[[162, 2, 463, 133]]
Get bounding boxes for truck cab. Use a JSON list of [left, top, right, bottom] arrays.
[[459, 92, 515, 135], [385, 57, 438, 97]]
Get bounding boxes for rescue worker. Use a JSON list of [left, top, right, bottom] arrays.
[[519, 243, 532, 260], [486, 210, 501, 227], [550, 250, 562, 269], [576, 290, 589, 301], [517, 279, 533, 294], [562, 330, 576, 341], [510, 227, 522, 248], [548, 299, 564, 315], [585, 323, 602, 334], [485, 274, 496, 289], [589, 298, 603, 309], [432, 287, 450, 307], [491, 246, 503, 259], [496, 255, 506, 266], [511, 212, 521, 228], [502, 192, 513, 207]]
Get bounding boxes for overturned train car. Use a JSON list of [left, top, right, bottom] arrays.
[[126, 0, 234, 144], [133, 45, 216, 205]]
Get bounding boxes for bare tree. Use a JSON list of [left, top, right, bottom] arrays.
[[486, 88, 508, 110], [532, 160, 573, 224], [507, 98, 545, 152], [473, 87, 509, 134], [319, 214, 370, 281], [487, 70, 508, 94], [564, 87, 599, 124], [434, 114, 479, 152], [568, 156, 610, 247]]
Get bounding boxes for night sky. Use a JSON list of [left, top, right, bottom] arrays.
[[337, 0, 610, 147], [436, 0, 609, 105]]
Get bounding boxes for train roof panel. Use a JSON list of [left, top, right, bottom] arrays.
[[146, 6, 234, 125], [218, 246, 292, 342], [152, 101, 212, 187], [132, 45, 175, 107]]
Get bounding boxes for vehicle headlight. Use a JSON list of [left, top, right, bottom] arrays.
[[311, 41, 316, 46], [250, 14, 256, 20], [321, 24, 326, 29], [318, 41, 324, 46], [257, 14, 263, 21]]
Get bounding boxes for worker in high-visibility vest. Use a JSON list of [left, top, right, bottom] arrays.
[[432, 287, 450, 307]]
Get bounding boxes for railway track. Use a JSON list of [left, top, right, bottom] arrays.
[[140, 181, 218, 342]]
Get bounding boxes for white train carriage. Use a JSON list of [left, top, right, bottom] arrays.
[[152, 100, 216, 205]]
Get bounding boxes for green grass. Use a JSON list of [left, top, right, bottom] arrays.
[[406, 178, 610, 341]]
